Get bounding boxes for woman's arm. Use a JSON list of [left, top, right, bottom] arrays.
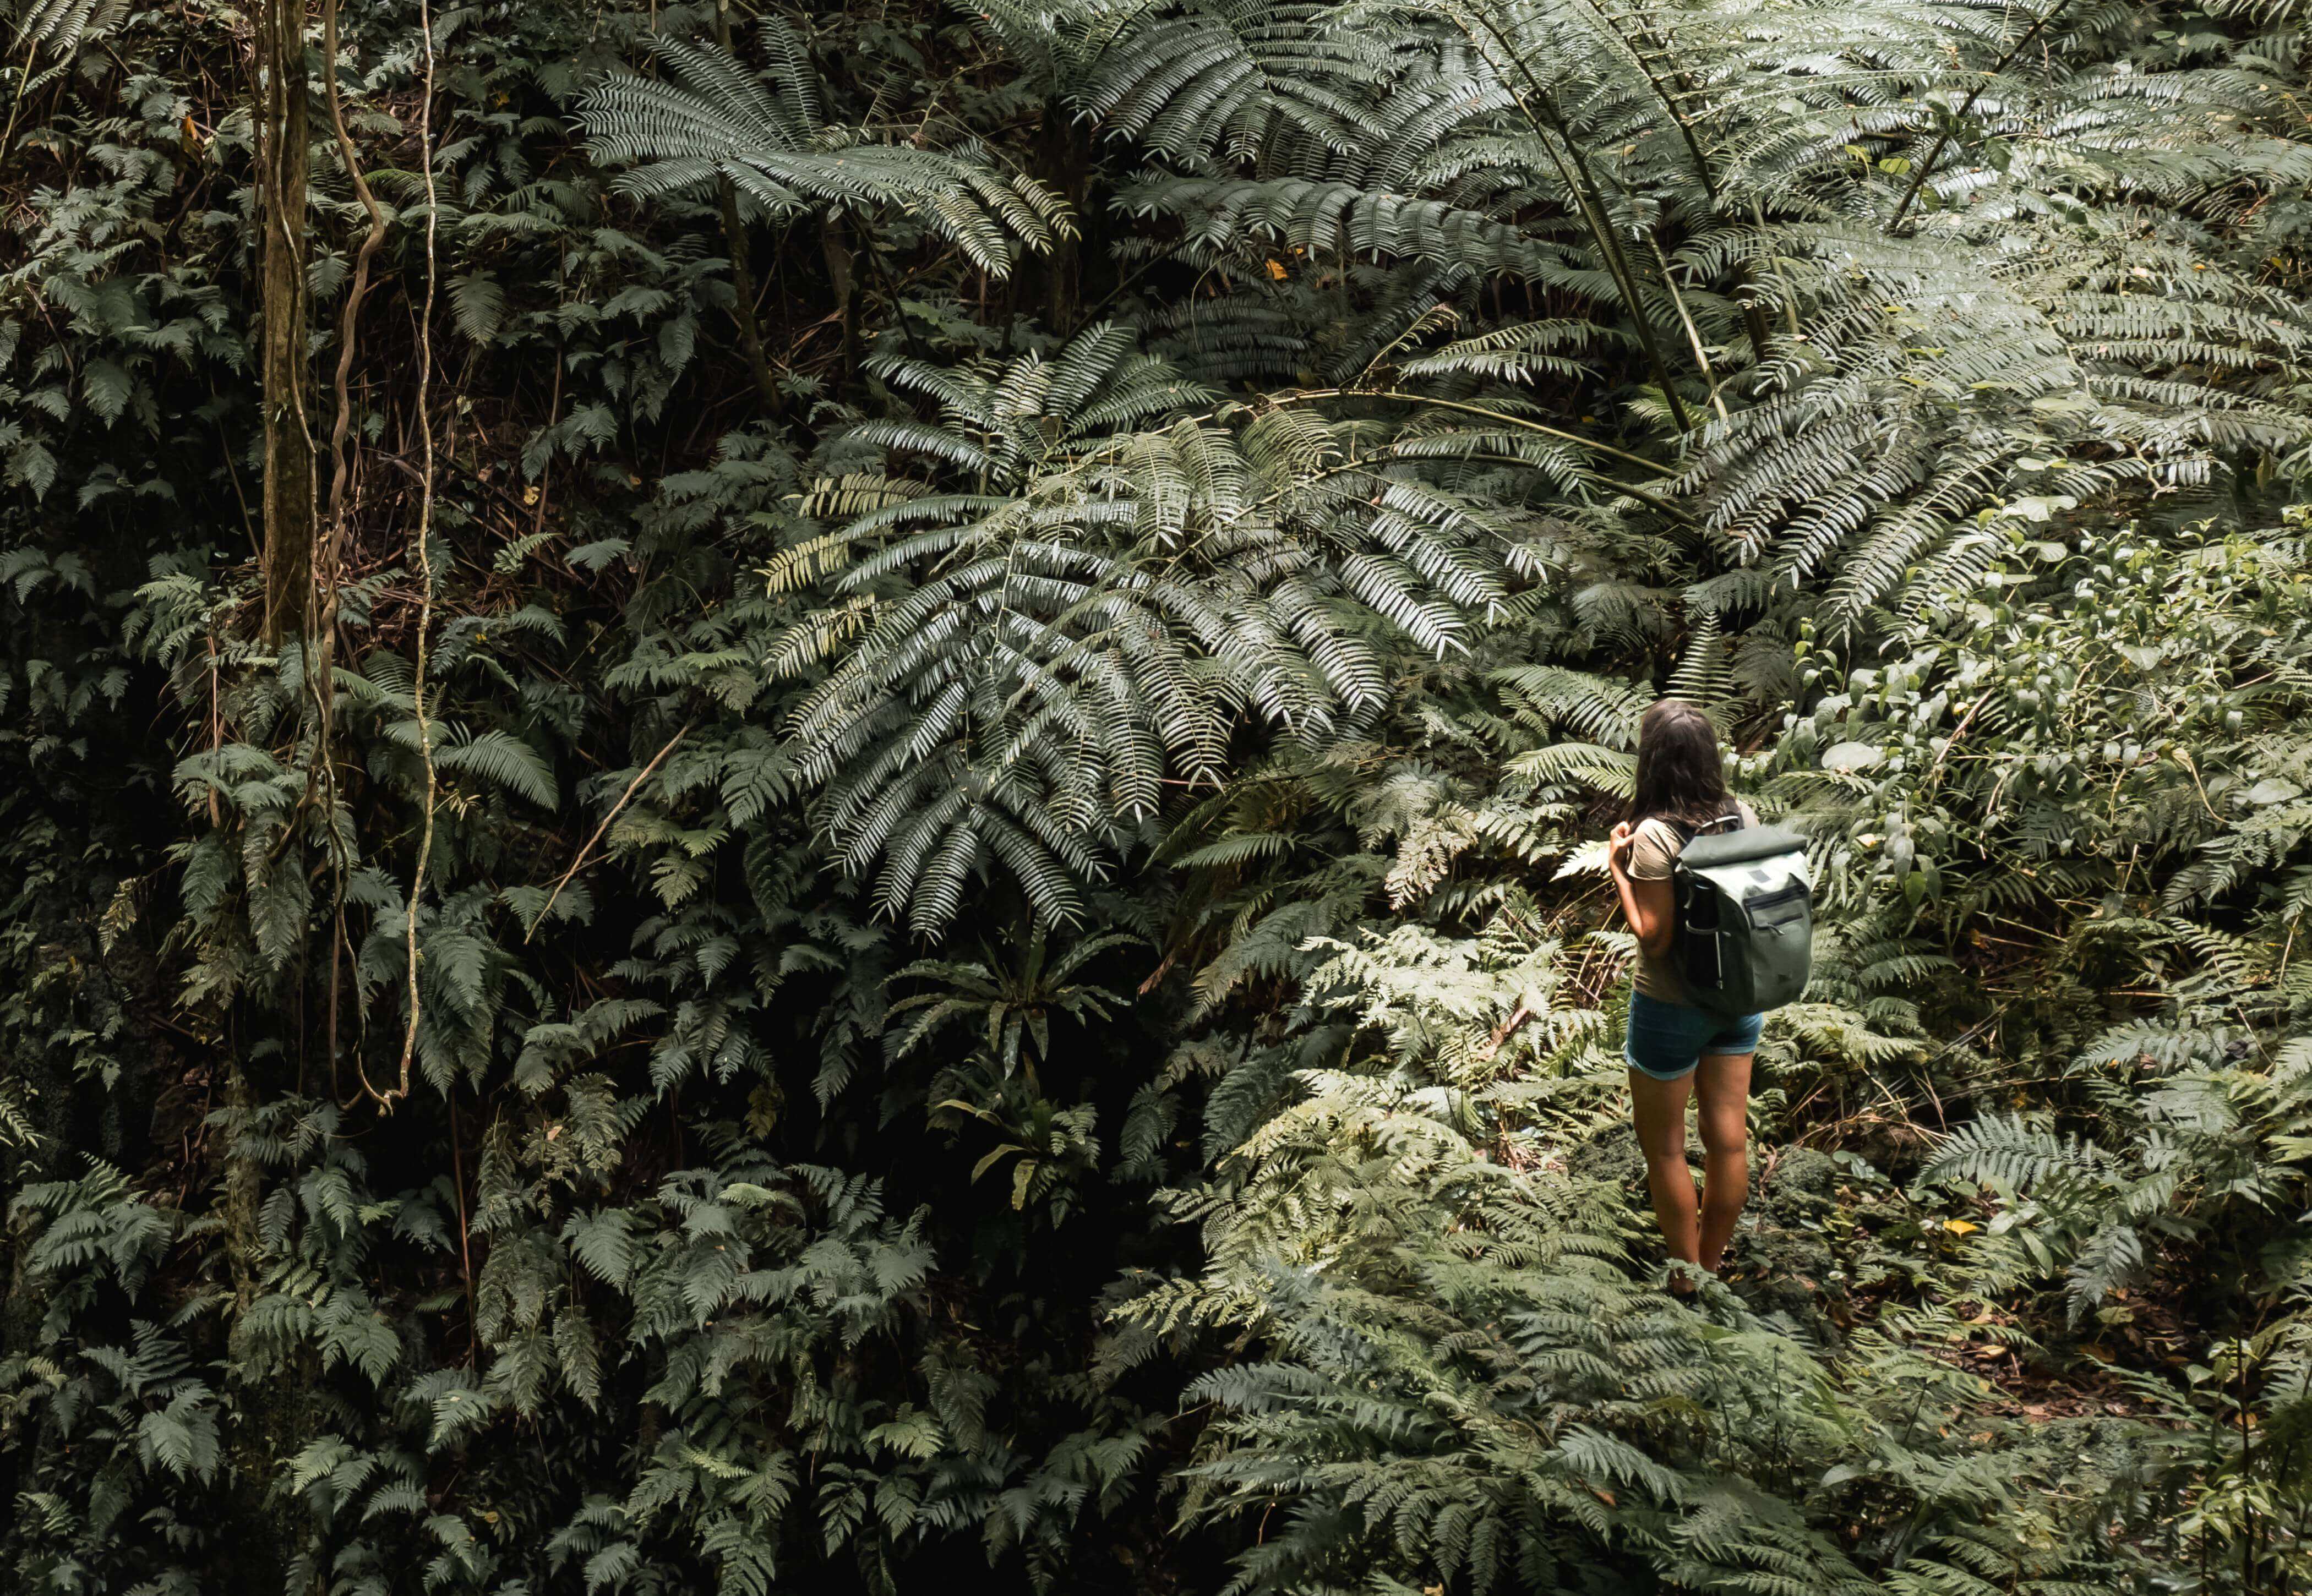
[[1607, 822, 1678, 958]]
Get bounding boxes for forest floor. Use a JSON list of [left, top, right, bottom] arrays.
[[1719, 1144, 2183, 1425]]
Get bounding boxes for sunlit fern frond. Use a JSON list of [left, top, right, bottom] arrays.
[[12, 0, 125, 53], [765, 330, 1550, 931], [577, 25, 1067, 274], [1077, 0, 1407, 162]]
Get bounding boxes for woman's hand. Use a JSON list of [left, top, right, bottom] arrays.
[[1607, 821, 1634, 875]]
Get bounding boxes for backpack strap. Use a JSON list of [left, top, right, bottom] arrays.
[[1668, 800, 1746, 847]]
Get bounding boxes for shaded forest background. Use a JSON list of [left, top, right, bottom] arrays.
[[6, 0, 2312, 1590]]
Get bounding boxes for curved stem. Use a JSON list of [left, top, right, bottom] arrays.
[[1648, 234, 1728, 424], [1888, 0, 2073, 234], [1573, 0, 1774, 358], [1271, 387, 1681, 478], [527, 723, 692, 943], [0, 34, 41, 169], [1448, 0, 1695, 434]]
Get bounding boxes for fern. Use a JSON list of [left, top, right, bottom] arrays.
[[579, 25, 1067, 275], [768, 327, 1541, 929], [10, 0, 123, 53]]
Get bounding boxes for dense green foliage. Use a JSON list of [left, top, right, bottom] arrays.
[[6, 0, 2312, 1590]]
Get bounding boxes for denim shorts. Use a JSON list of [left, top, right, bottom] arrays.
[[1624, 990, 1764, 1081]]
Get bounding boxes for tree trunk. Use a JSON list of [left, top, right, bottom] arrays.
[[824, 212, 859, 384], [255, 0, 315, 645], [235, 20, 306, 1573], [1035, 102, 1086, 335], [712, 0, 782, 416]]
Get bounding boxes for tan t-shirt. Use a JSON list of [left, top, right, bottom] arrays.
[[1626, 801, 1756, 1002]]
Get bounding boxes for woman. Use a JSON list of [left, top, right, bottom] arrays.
[[1605, 698, 1760, 1290]]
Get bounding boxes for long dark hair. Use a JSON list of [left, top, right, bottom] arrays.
[[1628, 697, 1731, 829]]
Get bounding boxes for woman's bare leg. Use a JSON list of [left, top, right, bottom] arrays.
[[1693, 1051, 1754, 1273], [1628, 1067, 1700, 1275]]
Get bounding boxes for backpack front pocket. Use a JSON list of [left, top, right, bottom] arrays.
[[1742, 884, 1809, 934]]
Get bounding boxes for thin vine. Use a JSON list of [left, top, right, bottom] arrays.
[[387, 0, 443, 1106]]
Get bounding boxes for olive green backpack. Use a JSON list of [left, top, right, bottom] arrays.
[[1670, 812, 1814, 1019]]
